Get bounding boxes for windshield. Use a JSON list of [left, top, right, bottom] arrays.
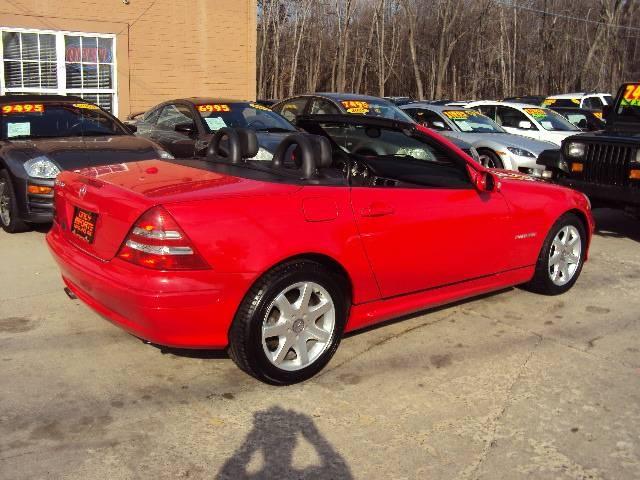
[[311, 121, 454, 164], [442, 110, 505, 133], [0, 102, 127, 140], [523, 108, 579, 131], [616, 84, 640, 120], [339, 99, 414, 122], [197, 102, 295, 133]]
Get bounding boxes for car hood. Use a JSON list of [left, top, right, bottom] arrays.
[[445, 132, 556, 154], [565, 128, 640, 143], [6, 135, 160, 171], [540, 130, 576, 146]]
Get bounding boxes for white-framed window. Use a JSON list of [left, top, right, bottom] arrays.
[[0, 27, 117, 115]]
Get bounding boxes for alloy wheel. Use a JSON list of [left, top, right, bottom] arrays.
[[262, 281, 336, 372], [548, 225, 582, 286]]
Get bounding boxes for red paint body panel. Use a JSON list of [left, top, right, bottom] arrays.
[[48, 225, 251, 348], [47, 132, 594, 350]]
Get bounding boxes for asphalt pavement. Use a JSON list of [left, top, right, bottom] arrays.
[[0, 208, 638, 479]]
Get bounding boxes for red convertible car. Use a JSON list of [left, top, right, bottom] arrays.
[[47, 115, 594, 384]]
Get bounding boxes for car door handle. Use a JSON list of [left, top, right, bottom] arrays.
[[360, 203, 394, 217]]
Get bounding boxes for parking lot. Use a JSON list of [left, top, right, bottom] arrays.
[[0, 208, 638, 479]]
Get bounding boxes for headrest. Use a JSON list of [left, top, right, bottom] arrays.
[[206, 127, 259, 163]]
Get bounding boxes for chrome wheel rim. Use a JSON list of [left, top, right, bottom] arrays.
[[548, 225, 582, 286], [262, 281, 335, 372], [0, 180, 10, 227]]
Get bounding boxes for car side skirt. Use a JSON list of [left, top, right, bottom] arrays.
[[345, 266, 535, 333]]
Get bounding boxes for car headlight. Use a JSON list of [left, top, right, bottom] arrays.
[[24, 156, 61, 179], [507, 147, 535, 158], [567, 142, 585, 158], [250, 147, 274, 161], [155, 148, 174, 160]]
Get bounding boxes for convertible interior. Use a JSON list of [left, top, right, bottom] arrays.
[[190, 120, 472, 190]]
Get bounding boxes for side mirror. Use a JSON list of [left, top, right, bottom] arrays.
[[469, 167, 496, 192], [518, 120, 533, 130], [125, 124, 137, 134], [602, 105, 611, 120], [175, 122, 196, 135]]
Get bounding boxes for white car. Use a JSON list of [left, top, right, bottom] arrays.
[[542, 92, 613, 110], [463, 101, 581, 146], [400, 103, 557, 176]]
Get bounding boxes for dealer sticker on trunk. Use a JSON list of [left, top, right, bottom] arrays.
[[71, 207, 98, 244]]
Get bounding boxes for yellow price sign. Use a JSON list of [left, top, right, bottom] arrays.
[[542, 99, 556, 106], [250, 103, 271, 111], [73, 103, 100, 110], [341, 100, 369, 111], [346, 107, 369, 114], [524, 108, 547, 118], [443, 110, 468, 119], [198, 104, 231, 113], [622, 84, 640, 104], [2, 103, 44, 114]]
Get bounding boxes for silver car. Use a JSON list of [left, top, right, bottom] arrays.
[[401, 103, 558, 176]]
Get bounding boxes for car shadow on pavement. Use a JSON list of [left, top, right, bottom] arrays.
[[216, 406, 353, 480], [31, 223, 52, 234], [593, 208, 640, 243]]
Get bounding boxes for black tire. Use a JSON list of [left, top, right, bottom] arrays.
[[478, 149, 504, 169], [0, 169, 29, 234], [228, 259, 349, 385], [522, 213, 586, 295]]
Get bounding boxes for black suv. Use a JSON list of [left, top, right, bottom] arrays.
[[539, 83, 640, 215]]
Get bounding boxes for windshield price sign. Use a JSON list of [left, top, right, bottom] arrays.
[[2, 104, 44, 114], [197, 104, 231, 113], [342, 100, 369, 114], [622, 84, 640, 106], [73, 103, 100, 110], [524, 108, 547, 118]]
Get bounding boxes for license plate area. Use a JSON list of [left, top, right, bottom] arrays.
[[71, 207, 98, 244]]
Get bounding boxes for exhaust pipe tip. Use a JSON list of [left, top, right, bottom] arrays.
[[64, 287, 78, 300]]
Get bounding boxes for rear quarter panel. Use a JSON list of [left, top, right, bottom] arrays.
[[162, 185, 381, 305]]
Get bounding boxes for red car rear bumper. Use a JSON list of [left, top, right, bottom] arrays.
[[46, 224, 253, 349]]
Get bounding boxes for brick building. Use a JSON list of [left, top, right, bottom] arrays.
[[0, 0, 257, 118]]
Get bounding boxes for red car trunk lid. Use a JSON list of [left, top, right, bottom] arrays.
[[54, 160, 301, 261]]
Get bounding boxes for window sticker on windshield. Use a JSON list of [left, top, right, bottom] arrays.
[[571, 98, 580, 105], [523, 108, 546, 119], [250, 103, 271, 111], [198, 104, 230, 113], [593, 112, 603, 119], [205, 117, 227, 131], [542, 99, 555, 106], [622, 84, 640, 106], [7, 122, 31, 138], [341, 101, 370, 114], [2, 104, 44, 114], [457, 121, 474, 132], [443, 110, 468, 119], [73, 103, 99, 110]]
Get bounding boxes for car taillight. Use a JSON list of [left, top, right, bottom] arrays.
[[117, 206, 210, 270]]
